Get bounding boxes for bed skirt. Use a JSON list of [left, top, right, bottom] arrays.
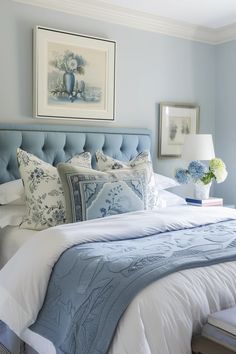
[[0, 322, 36, 354]]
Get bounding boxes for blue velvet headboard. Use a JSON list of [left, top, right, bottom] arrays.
[[0, 124, 152, 184]]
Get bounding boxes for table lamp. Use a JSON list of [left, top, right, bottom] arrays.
[[182, 134, 215, 161]]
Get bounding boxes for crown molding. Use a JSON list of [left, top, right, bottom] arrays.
[[13, 0, 236, 44], [215, 23, 236, 44]]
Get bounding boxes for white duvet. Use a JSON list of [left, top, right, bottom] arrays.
[[1, 206, 236, 354]]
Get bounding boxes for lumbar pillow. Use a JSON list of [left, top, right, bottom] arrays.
[[17, 149, 91, 230], [95, 151, 158, 209], [57, 163, 150, 223]]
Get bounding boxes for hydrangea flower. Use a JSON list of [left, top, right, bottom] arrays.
[[188, 160, 207, 181], [175, 157, 227, 186], [175, 168, 190, 184], [209, 158, 225, 171], [209, 158, 228, 183]]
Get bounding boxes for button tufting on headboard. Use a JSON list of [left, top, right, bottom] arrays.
[[0, 125, 152, 184]]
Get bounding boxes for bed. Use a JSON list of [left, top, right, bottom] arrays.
[[0, 124, 236, 354]]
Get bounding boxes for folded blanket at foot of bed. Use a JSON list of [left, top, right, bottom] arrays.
[[30, 219, 236, 354]]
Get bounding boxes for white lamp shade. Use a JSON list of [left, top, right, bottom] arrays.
[[182, 134, 215, 161]]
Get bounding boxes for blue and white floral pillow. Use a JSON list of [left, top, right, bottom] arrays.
[[95, 151, 158, 209], [57, 164, 150, 223], [95, 151, 151, 171], [17, 149, 91, 230]]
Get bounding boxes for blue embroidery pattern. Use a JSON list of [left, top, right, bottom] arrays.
[[31, 219, 236, 354], [68, 170, 148, 221]]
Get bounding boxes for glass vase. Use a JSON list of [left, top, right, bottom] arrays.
[[194, 181, 212, 200]]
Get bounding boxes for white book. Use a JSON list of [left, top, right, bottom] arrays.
[[208, 307, 236, 336]]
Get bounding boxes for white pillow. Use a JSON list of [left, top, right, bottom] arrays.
[[156, 190, 186, 208], [17, 149, 92, 230], [0, 205, 26, 228], [96, 151, 158, 209], [0, 179, 25, 205], [154, 173, 179, 190]]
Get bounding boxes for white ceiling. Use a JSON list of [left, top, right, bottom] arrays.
[[14, 0, 236, 43], [98, 0, 236, 28]]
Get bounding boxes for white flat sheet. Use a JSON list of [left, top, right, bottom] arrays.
[[0, 226, 37, 268], [1, 206, 236, 354]]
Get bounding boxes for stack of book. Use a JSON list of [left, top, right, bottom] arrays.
[[201, 307, 236, 352], [185, 197, 223, 207]]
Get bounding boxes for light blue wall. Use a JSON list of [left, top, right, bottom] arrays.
[[0, 0, 215, 183], [215, 41, 236, 203]]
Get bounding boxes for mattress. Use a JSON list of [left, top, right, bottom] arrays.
[[0, 226, 37, 268]]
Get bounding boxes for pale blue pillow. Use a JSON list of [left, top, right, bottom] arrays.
[[57, 164, 150, 222]]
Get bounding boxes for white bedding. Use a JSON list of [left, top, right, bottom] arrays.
[[0, 226, 37, 268], [0, 205, 26, 229], [1, 206, 236, 354]]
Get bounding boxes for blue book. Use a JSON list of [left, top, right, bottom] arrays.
[[185, 197, 223, 206]]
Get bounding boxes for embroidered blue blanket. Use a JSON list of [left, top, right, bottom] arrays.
[[30, 220, 236, 354]]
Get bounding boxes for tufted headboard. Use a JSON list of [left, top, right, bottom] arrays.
[[0, 124, 152, 184]]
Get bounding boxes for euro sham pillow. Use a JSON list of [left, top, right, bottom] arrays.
[[17, 149, 92, 230], [154, 173, 179, 190], [155, 190, 186, 208], [0, 205, 26, 228], [57, 163, 150, 223], [95, 151, 158, 209], [0, 179, 25, 205]]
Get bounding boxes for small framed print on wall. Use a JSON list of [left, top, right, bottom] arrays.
[[159, 102, 200, 158], [34, 26, 116, 121]]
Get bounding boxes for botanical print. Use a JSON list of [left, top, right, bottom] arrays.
[[159, 103, 199, 157], [17, 149, 92, 230], [48, 42, 106, 108], [63, 168, 150, 222], [100, 185, 124, 217], [95, 151, 151, 171], [95, 151, 158, 209], [168, 116, 191, 145], [35, 26, 115, 120]]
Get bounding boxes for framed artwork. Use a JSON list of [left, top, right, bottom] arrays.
[[34, 26, 116, 121], [159, 102, 200, 157]]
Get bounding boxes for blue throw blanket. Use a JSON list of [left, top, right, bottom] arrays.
[[31, 220, 236, 354]]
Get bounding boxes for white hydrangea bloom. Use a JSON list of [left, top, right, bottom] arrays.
[[214, 168, 228, 183]]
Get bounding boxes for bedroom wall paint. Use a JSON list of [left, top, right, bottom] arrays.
[[215, 41, 236, 203], [0, 0, 215, 183]]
